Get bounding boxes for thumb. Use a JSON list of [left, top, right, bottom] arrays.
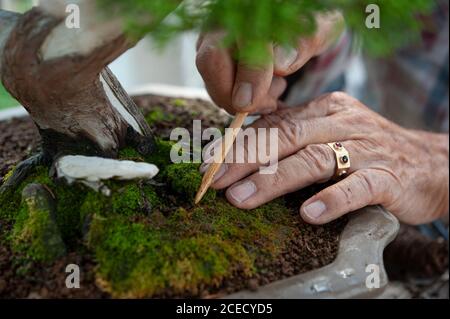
[[231, 48, 277, 113]]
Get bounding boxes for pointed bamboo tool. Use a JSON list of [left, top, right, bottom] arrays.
[[195, 112, 248, 204]]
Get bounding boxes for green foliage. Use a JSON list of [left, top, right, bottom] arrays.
[[337, 0, 433, 55], [100, 0, 434, 64]]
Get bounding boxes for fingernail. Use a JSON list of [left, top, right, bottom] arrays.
[[303, 200, 326, 219], [233, 82, 252, 109], [213, 164, 227, 182], [274, 46, 298, 70], [199, 162, 210, 174], [228, 181, 256, 203]]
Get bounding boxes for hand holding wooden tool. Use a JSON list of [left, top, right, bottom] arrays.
[[195, 112, 248, 204]]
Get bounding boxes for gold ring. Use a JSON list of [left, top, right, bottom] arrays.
[[326, 142, 350, 179]]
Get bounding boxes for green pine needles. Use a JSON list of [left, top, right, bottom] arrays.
[[98, 0, 434, 64]]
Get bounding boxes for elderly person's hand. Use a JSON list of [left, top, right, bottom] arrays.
[[195, 13, 344, 115], [202, 92, 449, 225]]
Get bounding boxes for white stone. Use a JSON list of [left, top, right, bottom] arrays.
[[55, 155, 159, 183]]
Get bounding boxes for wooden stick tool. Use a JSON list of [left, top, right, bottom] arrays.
[[195, 112, 248, 204]]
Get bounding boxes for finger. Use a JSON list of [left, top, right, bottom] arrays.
[[255, 76, 287, 115], [273, 12, 345, 76], [300, 169, 386, 225], [224, 141, 366, 209], [273, 39, 315, 76], [231, 45, 277, 113], [268, 76, 287, 99], [196, 32, 236, 114], [210, 92, 366, 189], [211, 113, 359, 189], [225, 144, 335, 209]]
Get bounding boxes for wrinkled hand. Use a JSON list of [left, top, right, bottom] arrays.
[[202, 92, 449, 225], [195, 13, 344, 115]]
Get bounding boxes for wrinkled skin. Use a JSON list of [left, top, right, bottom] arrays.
[[201, 92, 449, 225], [196, 12, 344, 115], [196, 12, 448, 226]]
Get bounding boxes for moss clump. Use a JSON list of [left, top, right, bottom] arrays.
[[111, 184, 142, 216], [172, 98, 187, 107], [166, 162, 216, 204], [0, 166, 52, 222], [145, 139, 174, 170], [118, 147, 144, 162], [111, 183, 159, 217], [85, 194, 297, 297], [2, 165, 15, 183], [11, 184, 66, 262], [145, 107, 174, 125]]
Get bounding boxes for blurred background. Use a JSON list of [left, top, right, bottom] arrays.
[[0, 0, 204, 110]]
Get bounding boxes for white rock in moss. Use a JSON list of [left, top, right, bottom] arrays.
[[55, 155, 159, 184]]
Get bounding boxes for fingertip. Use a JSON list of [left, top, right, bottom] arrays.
[[232, 59, 273, 112], [273, 45, 298, 75], [268, 76, 287, 99], [225, 183, 256, 209], [232, 82, 253, 110], [300, 199, 328, 225]]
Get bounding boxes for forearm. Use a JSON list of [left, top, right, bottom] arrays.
[[430, 132, 449, 219], [415, 130, 449, 220]]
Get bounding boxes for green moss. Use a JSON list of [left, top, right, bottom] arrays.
[[86, 192, 299, 297], [145, 107, 175, 125], [2, 165, 15, 183], [111, 184, 142, 216], [53, 184, 87, 245], [0, 166, 52, 222], [145, 139, 174, 170], [166, 162, 216, 204], [79, 191, 107, 226], [118, 147, 144, 162], [1, 166, 92, 246], [87, 213, 254, 297], [172, 98, 187, 107], [141, 184, 161, 209], [12, 184, 66, 262], [0, 187, 21, 222]]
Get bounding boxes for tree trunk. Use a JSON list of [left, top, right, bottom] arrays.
[[0, 6, 154, 161]]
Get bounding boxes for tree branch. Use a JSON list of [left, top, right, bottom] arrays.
[[39, 0, 129, 62]]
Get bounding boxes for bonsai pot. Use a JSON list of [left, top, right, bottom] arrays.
[[0, 85, 400, 299]]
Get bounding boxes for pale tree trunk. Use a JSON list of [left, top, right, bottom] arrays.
[[0, 1, 157, 190]]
